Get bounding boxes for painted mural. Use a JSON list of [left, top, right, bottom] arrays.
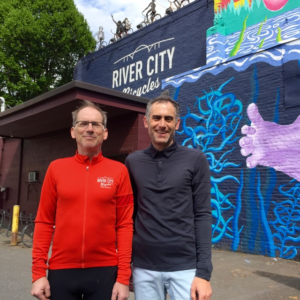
[[215, 0, 289, 12], [207, 0, 300, 63], [162, 39, 300, 259], [178, 77, 244, 250], [72, 0, 300, 261], [241, 102, 300, 258]]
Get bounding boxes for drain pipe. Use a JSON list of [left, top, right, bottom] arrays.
[[0, 97, 5, 112]]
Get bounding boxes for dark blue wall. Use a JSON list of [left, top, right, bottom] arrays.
[[74, 0, 214, 99]]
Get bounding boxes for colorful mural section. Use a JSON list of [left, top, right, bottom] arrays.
[[207, 0, 300, 63], [162, 39, 300, 259]]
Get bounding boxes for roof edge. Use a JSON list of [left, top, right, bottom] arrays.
[[0, 80, 150, 117]]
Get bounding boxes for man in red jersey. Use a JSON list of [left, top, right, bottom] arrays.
[[31, 100, 133, 300]]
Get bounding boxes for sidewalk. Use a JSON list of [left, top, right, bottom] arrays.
[[0, 231, 299, 300]]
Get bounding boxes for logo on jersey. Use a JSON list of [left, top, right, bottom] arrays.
[[97, 177, 114, 189]]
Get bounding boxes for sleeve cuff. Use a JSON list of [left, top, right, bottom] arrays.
[[32, 267, 47, 283]]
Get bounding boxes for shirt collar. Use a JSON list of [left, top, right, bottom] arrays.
[[149, 141, 178, 158], [74, 151, 104, 165]]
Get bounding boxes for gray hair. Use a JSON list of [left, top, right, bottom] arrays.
[[145, 91, 180, 122], [72, 100, 107, 127]]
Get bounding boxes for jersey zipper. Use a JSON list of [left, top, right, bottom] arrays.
[[82, 165, 89, 268]]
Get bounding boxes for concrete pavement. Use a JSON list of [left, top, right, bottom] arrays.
[[0, 230, 299, 300]]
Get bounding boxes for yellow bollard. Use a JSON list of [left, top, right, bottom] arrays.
[[11, 205, 20, 246]]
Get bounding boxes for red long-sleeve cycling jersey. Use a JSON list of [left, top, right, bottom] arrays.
[[32, 152, 133, 285]]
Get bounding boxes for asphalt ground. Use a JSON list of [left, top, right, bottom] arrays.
[[0, 230, 299, 300]]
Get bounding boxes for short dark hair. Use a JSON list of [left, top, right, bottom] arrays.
[[72, 100, 107, 127], [145, 90, 180, 122]]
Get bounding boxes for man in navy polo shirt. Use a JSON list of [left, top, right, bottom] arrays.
[[125, 92, 213, 300]]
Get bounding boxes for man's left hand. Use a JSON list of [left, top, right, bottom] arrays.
[[190, 277, 212, 300], [111, 282, 129, 300]]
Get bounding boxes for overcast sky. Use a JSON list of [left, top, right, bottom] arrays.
[[74, 0, 194, 44]]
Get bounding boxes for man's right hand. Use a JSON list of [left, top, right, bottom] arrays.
[[31, 277, 51, 300]]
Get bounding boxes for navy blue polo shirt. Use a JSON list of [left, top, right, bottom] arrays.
[[125, 142, 213, 280]]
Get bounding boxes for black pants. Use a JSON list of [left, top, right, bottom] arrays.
[[48, 266, 117, 300]]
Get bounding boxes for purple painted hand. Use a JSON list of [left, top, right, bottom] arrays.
[[240, 103, 300, 181]]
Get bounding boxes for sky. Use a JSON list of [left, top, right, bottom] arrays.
[[73, 0, 194, 44]]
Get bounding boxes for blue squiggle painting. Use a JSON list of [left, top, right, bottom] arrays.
[[177, 78, 244, 247], [271, 180, 300, 259], [241, 71, 300, 259]]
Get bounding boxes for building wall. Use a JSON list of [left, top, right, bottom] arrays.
[[74, 0, 214, 99], [74, 0, 300, 260], [137, 114, 151, 150], [19, 129, 76, 215], [103, 112, 150, 156], [0, 138, 21, 212], [162, 1, 300, 259]]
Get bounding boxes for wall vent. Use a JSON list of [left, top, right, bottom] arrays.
[[28, 171, 39, 182]]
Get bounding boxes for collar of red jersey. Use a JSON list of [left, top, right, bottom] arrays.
[[74, 151, 104, 164]]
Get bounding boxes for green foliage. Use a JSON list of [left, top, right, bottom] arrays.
[[0, 0, 96, 107]]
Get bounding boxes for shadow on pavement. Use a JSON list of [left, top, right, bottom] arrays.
[[254, 271, 300, 291]]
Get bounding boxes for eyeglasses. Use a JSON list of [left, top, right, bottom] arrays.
[[75, 121, 105, 129]]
